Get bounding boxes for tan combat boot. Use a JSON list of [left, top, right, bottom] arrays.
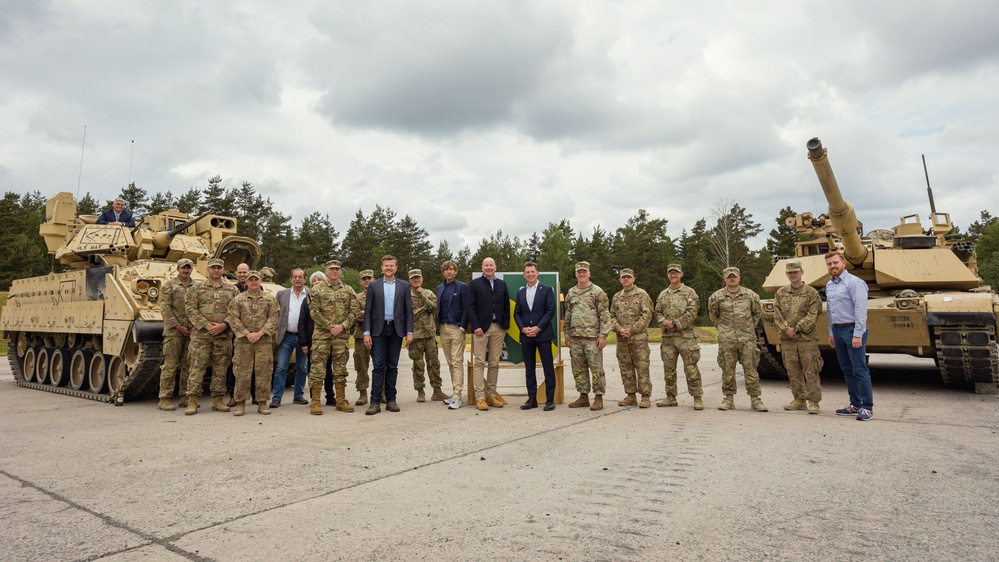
[[417, 389, 426, 403], [657, 396, 678, 407], [178, 395, 189, 408], [212, 395, 230, 412], [718, 395, 735, 410], [310, 384, 323, 415], [355, 390, 368, 406], [693, 397, 704, 411], [589, 395, 603, 411], [783, 399, 807, 411], [430, 387, 448, 401], [639, 395, 651, 408], [158, 398, 176, 411], [807, 401, 820, 414], [233, 401, 245, 416], [751, 396, 769, 412], [335, 383, 354, 412], [568, 393, 590, 408], [258, 401, 271, 415], [618, 393, 637, 406], [184, 394, 199, 415]]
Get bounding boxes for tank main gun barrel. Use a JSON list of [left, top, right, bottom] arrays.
[[806, 137, 869, 266], [151, 211, 212, 250], [169, 211, 211, 238]]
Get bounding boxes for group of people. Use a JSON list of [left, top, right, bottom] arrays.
[[156, 250, 874, 422]]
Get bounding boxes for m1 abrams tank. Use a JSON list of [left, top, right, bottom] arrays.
[[758, 138, 999, 394], [1, 192, 264, 403]]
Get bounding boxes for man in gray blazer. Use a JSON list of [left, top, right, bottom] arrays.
[[363, 255, 414, 415], [270, 269, 310, 407]]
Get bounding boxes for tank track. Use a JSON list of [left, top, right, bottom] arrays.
[[933, 325, 999, 394], [756, 327, 788, 379]]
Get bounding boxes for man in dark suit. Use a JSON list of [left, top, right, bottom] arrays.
[[96, 198, 135, 227], [363, 255, 414, 415], [466, 257, 511, 411], [514, 261, 558, 411]]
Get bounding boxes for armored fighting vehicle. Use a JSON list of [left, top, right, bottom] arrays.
[[1, 192, 263, 403], [758, 138, 999, 394]]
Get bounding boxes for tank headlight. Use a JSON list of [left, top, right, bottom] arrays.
[[136, 280, 150, 293], [764, 303, 774, 311], [148, 287, 159, 298], [898, 299, 908, 308]]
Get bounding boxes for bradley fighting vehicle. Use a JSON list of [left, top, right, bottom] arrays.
[[1, 192, 264, 403], [758, 138, 999, 394]]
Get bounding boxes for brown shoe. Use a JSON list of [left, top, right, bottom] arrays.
[[212, 396, 230, 412], [807, 401, 820, 414], [476, 399, 489, 411], [417, 389, 426, 403], [486, 396, 504, 408], [639, 395, 651, 408], [618, 393, 637, 406], [568, 393, 590, 408], [589, 395, 603, 411], [226, 397, 237, 408], [656, 396, 678, 407], [494, 393, 508, 406]]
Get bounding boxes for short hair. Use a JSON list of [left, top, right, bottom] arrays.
[[114, 198, 125, 204], [290, 268, 306, 277], [309, 271, 326, 284], [523, 261, 538, 271], [824, 251, 843, 261], [381, 254, 397, 264], [440, 260, 457, 271]]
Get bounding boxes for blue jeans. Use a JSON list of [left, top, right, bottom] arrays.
[[272, 333, 309, 401], [831, 325, 873, 410], [370, 331, 404, 403]]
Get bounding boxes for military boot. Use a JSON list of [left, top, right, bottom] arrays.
[[355, 390, 368, 406], [310, 384, 323, 415], [178, 395, 189, 408], [807, 401, 820, 414], [335, 383, 354, 412], [568, 393, 590, 408], [212, 395, 230, 412], [618, 393, 637, 406], [639, 395, 651, 408], [589, 395, 603, 411], [184, 394, 199, 415], [258, 401, 271, 415], [718, 395, 735, 411], [693, 397, 704, 411], [158, 398, 176, 411], [657, 396, 678, 407], [417, 389, 426, 403], [431, 387, 448, 401], [751, 397, 769, 412], [784, 399, 807, 411], [233, 401, 245, 416]]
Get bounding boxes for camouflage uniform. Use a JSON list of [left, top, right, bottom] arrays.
[[353, 288, 370, 393], [707, 286, 763, 397], [159, 276, 194, 400], [655, 284, 704, 398], [227, 290, 279, 404], [409, 286, 442, 390], [185, 280, 239, 397], [307, 280, 359, 387], [609, 286, 653, 396], [564, 284, 611, 395], [774, 282, 823, 403]]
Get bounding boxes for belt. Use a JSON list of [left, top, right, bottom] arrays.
[[385, 320, 394, 325], [833, 322, 855, 328]]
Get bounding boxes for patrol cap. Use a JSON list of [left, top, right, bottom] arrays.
[[785, 261, 803, 273], [325, 260, 342, 269], [408, 269, 422, 279], [722, 266, 740, 278], [177, 258, 194, 269], [247, 270, 261, 279], [207, 258, 225, 268], [667, 263, 683, 273], [575, 261, 590, 271], [359, 269, 374, 279], [619, 268, 634, 278]]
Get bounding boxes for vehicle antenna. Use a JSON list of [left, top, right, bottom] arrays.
[[127, 139, 134, 188], [922, 154, 936, 215], [76, 125, 87, 202]]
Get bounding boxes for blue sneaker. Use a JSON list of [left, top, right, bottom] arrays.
[[835, 405, 859, 416], [856, 408, 873, 421]]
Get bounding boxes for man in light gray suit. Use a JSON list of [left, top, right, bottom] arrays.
[[363, 255, 414, 415], [269, 268, 310, 408]]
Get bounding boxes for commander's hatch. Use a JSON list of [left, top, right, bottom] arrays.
[[212, 236, 261, 274]]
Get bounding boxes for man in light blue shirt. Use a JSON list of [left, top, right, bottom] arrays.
[[362, 255, 414, 415], [825, 251, 874, 421]]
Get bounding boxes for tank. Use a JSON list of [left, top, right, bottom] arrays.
[[758, 138, 999, 394], [1, 192, 264, 404]]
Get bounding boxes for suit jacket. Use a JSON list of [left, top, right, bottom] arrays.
[[96, 208, 135, 227], [298, 298, 314, 350], [435, 280, 469, 328], [514, 282, 556, 343], [467, 275, 510, 332], [275, 286, 307, 342], [363, 278, 414, 337]]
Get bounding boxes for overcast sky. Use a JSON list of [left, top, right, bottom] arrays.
[[2, 0, 997, 252]]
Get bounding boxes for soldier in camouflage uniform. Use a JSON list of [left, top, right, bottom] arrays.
[[259, 267, 276, 283], [564, 261, 612, 411], [609, 268, 653, 408], [408, 269, 446, 402], [158, 258, 195, 411], [655, 263, 705, 410], [773, 260, 823, 414], [307, 260, 360, 415], [708, 267, 768, 412], [352, 269, 374, 405], [184, 258, 239, 415], [227, 270, 280, 416]]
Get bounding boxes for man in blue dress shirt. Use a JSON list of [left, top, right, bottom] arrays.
[[824, 251, 874, 421]]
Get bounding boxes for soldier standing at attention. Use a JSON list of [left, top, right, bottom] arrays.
[[352, 269, 374, 406], [158, 258, 196, 411], [609, 268, 653, 408], [307, 260, 360, 415], [774, 260, 823, 414], [408, 269, 446, 402], [708, 267, 767, 412], [184, 258, 239, 415], [564, 261, 611, 411], [227, 270, 279, 416], [655, 264, 705, 410]]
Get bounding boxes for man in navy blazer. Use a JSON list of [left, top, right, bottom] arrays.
[[96, 198, 135, 227], [514, 261, 558, 411], [363, 255, 414, 415], [466, 257, 511, 410]]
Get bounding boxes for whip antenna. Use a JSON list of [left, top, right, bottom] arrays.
[[76, 125, 87, 201]]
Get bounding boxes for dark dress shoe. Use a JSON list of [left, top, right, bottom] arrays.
[[543, 402, 556, 411], [386, 401, 400, 412], [520, 400, 538, 410], [292, 397, 308, 405], [269, 399, 280, 409]]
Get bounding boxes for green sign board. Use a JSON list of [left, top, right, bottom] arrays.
[[472, 271, 561, 366]]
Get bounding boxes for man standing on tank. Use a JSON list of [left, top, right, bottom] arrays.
[[184, 258, 239, 415], [609, 268, 653, 408], [564, 261, 612, 411], [157, 258, 196, 412], [825, 251, 874, 421], [408, 269, 446, 402], [708, 267, 767, 413], [227, 270, 279, 416], [774, 260, 823, 414], [655, 264, 705, 410]]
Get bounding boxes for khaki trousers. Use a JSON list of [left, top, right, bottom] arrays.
[[440, 324, 466, 398], [471, 322, 505, 401]]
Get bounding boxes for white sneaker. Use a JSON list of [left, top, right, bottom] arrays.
[[448, 397, 463, 409]]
